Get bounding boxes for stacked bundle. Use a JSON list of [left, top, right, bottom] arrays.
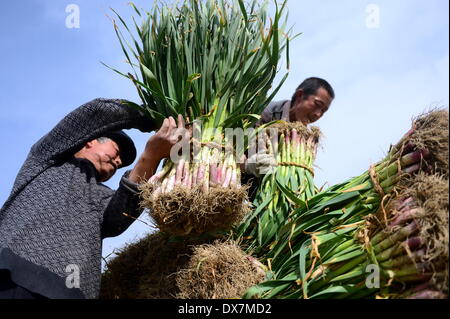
[[101, 232, 265, 299], [176, 241, 266, 299], [101, 232, 202, 298], [109, 0, 291, 236], [101, 0, 292, 299], [369, 173, 448, 299], [259, 172, 448, 299], [235, 122, 321, 257], [243, 109, 448, 299]]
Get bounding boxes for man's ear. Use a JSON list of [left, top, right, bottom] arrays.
[[85, 140, 97, 149], [294, 89, 304, 103]]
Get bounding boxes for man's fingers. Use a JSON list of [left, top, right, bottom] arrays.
[[158, 118, 170, 134], [183, 128, 191, 141], [257, 133, 267, 154], [176, 114, 191, 140], [257, 154, 276, 165], [177, 114, 185, 129], [164, 116, 177, 136], [166, 116, 190, 145], [168, 116, 177, 129]]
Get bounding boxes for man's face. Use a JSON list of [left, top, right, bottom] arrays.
[[290, 87, 333, 125], [82, 139, 122, 182]]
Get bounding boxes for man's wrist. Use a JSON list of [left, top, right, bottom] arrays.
[[128, 153, 163, 184], [121, 170, 141, 194]]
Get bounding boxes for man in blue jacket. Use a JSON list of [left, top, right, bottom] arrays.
[[0, 98, 188, 299]]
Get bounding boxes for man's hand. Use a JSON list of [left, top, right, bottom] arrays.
[[128, 115, 190, 183], [143, 115, 189, 161]]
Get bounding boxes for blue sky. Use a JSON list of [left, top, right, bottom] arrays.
[[0, 0, 448, 270]]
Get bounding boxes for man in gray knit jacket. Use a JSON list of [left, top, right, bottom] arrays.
[[0, 98, 187, 299]]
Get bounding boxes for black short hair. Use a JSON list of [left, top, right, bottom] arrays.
[[291, 77, 335, 105]]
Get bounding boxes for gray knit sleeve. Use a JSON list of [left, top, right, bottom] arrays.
[[100, 171, 144, 239], [259, 102, 277, 125], [256, 100, 288, 126], [30, 98, 156, 162]]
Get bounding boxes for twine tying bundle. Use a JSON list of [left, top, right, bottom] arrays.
[[278, 161, 315, 176], [191, 138, 237, 155], [369, 164, 385, 198]]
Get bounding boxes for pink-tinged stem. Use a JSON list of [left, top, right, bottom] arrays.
[[230, 166, 237, 186], [291, 129, 299, 162], [296, 131, 301, 148], [291, 129, 298, 146], [374, 221, 419, 254], [393, 127, 416, 153], [410, 282, 432, 293], [406, 236, 422, 251], [402, 163, 421, 174], [197, 163, 205, 185], [210, 162, 218, 186], [216, 163, 223, 184], [375, 233, 422, 262], [407, 290, 448, 299], [380, 248, 426, 269], [236, 167, 241, 186], [203, 164, 210, 193], [203, 181, 209, 193], [401, 150, 429, 166], [299, 136, 305, 154], [187, 167, 193, 188], [182, 162, 190, 187], [160, 176, 168, 194], [223, 166, 233, 187], [219, 163, 227, 184], [148, 174, 160, 184], [166, 172, 176, 193], [396, 197, 415, 212], [152, 186, 161, 199], [306, 136, 313, 148], [389, 208, 423, 228], [400, 141, 416, 156], [192, 164, 198, 186], [148, 166, 169, 184], [175, 160, 185, 185]]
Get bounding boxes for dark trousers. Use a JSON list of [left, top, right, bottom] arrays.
[[0, 270, 46, 299]]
